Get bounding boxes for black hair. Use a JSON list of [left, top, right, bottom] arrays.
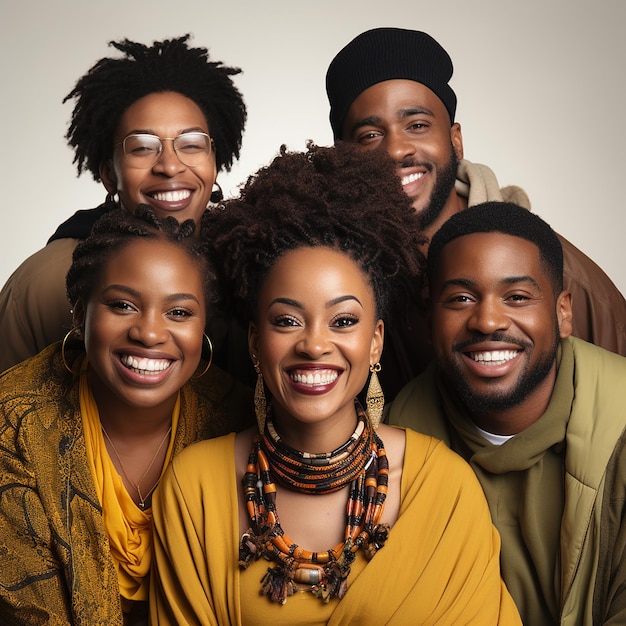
[[66, 206, 215, 309], [427, 202, 564, 295], [64, 34, 246, 179], [202, 142, 427, 324]]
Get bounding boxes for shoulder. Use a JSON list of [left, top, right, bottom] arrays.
[[570, 336, 626, 377], [0, 343, 72, 395], [397, 428, 488, 516], [2, 238, 78, 292], [558, 234, 626, 309], [164, 433, 237, 503], [171, 432, 236, 471]]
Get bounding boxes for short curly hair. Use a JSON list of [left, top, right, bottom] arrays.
[[428, 201, 564, 296], [202, 142, 426, 324], [64, 34, 247, 180], [66, 206, 215, 310]]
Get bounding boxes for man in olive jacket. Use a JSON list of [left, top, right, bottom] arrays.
[[388, 201, 626, 625]]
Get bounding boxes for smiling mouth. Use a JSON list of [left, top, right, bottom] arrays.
[[120, 354, 173, 375], [150, 190, 191, 202], [467, 350, 520, 366], [290, 369, 339, 386], [400, 172, 424, 187]]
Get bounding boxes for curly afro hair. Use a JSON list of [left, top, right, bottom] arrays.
[[64, 34, 246, 180], [202, 141, 427, 324], [66, 206, 215, 310]]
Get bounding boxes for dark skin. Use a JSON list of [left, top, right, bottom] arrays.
[[341, 79, 466, 245], [429, 233, 573, 435], [234, 248, 405, 554]]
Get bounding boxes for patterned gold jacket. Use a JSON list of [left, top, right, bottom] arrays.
[[0, 342, 253, 625]]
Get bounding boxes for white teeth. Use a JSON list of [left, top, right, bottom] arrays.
[[120, 354, 172, 374], [152, 190, 191, 202], [291, 369, 339, 386], [401, 172, 424, 186], [470, 350, 519, 365]]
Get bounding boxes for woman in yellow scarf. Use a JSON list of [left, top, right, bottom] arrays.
[[150, 144, 522, 625], [0, 207, 252, 625]]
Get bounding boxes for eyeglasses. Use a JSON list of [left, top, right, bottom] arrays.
[[115, 132, 213, 169]]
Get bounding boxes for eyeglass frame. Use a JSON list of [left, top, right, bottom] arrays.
[[113, 131, 214, 169]]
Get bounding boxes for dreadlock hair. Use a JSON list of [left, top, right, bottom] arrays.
[[202, 141, 427, 325], [64, 34, 246, 180], [66, 206, 216, 311], [428, 201, 564, 296]]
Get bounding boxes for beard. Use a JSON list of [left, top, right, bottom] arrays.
[[443, 328, 559, 415], [414, 144, 459, 230]]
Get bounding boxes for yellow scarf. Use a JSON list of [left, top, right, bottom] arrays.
[[80, 371, 179, 601]]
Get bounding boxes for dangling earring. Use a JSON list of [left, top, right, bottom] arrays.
[[366, 363, 384, 430], [210, 181, 223, 204], [192, 334, 214, 379], [252, 356, 267, 434], [61, 327, 84, 375]]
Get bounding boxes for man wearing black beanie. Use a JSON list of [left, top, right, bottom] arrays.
[[326, 27, 626, 398]]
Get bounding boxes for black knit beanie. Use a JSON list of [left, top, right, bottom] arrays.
[[326, 28, 457, 138]]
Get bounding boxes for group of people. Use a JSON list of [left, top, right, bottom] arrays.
[[0, 26, 624, 626]]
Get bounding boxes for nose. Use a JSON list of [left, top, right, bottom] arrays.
[[384, 129, 416, 163], [128, 312, 169, 346], [152, 140, 185, 176], [467, 297, 510, 335], [295, 324, 332, 359]]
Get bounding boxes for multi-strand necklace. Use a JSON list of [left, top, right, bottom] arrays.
[[239, 401, 390, 604], [101, 423, 172, 510]]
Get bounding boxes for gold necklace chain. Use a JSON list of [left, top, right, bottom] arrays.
[[101, 423, 172, 510]]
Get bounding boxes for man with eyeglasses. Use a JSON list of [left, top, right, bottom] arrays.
[[0, 36, 247, 373]]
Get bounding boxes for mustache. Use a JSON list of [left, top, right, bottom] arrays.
[[398, 158, 434, 171], [453, 332, 530, 352]]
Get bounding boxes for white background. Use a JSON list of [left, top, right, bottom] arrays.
[[1, 0, 624, 295]]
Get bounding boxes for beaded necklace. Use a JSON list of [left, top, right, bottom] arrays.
[[239, 401, 390, 604]]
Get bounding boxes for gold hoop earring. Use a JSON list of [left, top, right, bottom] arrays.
[[366, 363, 384, 430], [192, 334, 214, 379], [61, 327, 84, 375], [252, 356, 267, 434]]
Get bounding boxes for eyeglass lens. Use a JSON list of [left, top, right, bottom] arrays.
[[122, 132, 212, 168]]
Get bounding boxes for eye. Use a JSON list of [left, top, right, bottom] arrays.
[[355, 129, 383, 145], [331, 314, 359, 328], [272, 315, 301, 328], [108, 300, 136, 313], [441, 293, 475, 308], [168, 307, 194, 319], [175, 133, 210, 154], [124, 135, 161, 156], [506, 293, 532, 304]]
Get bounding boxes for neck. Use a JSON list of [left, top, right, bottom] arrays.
[[88, 372, 175, 438], [420, 192, 468, 250], [270, 402, 359, 454]]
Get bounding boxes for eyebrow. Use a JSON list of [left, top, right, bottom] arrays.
[[439, 275, 542, 291], [269, 295, 363, 308], [124, 126, 207, 137], [103, 284, 201, 304]]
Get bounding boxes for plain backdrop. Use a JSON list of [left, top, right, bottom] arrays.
[[1, 0, 625, 296]]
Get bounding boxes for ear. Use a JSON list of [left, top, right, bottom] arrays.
[[72, 300, 86, 330], [556, 290, 573, 339], [370, 319, 384, 365], [248, 321, 259, 365], [450, 122, 464, 160], [99, 160, 118, 194]]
